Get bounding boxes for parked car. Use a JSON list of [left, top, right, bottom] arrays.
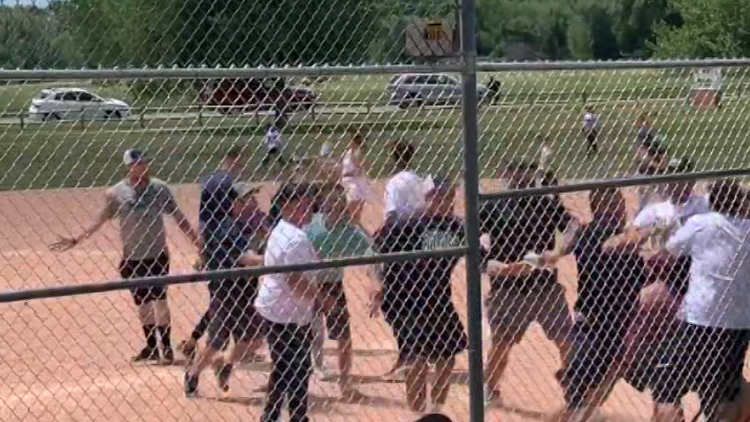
[[28, 88, 130, 121], [387, 73, 489, 108], [198, 78, 316, 114]]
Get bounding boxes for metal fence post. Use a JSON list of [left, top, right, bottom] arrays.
[[459, 0, 485, 421]]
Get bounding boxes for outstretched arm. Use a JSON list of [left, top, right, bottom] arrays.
[[171, 207, 200, 248], [49, 197, 115, 252]]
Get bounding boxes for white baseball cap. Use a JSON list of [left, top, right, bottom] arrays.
[[123, 149, 149, 166]]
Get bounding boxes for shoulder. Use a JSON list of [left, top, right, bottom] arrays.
[[107, 180, 131, 200]]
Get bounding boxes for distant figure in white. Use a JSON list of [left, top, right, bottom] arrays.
[[262, 124, 287, 169], [341, 132, 375, 229], [583, 106, 601, 156], [384, 140, 432, 222]]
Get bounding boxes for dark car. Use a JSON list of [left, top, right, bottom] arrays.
[[198, 78, 315, 114]]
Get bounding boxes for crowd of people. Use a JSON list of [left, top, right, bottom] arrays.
[[47, 120, 750, 422]]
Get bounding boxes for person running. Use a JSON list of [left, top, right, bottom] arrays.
[[583, 106, 601, 156], [371, 176, 468, 413], [304, 183, 374, 397], [184, 183, 270, 397], [480, 161, 573, 405], [542, 188, 649, 422], [50, 149, 199, 364], [256, 183, 319, 422], [340, 132, 375, 230], [262, 123, 287, 169], [651, 180, 750, 422], [487, 76, 502, 105], [384, 140, 430, 222]]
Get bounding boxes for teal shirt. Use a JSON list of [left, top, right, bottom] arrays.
[[304, 213, 374, 283]]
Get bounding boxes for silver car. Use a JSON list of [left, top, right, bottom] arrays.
[[28, 88, 130, 122], [387, 73, 488, 108]]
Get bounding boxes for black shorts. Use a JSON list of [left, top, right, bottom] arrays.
[[586, 130, 599, 144], [206, 278, 268, 350], [563, 321, 627, 409], [119, 253, 169, 306], [652, 322, 750, 407], [316, 282, 351, 341]]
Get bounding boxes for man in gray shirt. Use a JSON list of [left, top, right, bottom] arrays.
[[51, 150, 199, 364]]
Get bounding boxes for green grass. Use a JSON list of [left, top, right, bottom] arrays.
[[1, 68, 749, 191]]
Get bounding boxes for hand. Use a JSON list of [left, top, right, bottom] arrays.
[[368, 289, 383, 318], [49, 236, 78, 253], [541, 251, 560, 266]]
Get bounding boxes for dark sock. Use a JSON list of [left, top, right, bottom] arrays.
[[143, 325, 157, 350], [191, 311, 211, 341], [157, 326, 172, 351]]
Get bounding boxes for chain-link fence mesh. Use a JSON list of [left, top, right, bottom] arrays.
[[3, 1, 750, 422]]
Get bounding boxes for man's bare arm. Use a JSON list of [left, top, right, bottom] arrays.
[[170, 207, 200, 248], [49, 199, 114, 252]]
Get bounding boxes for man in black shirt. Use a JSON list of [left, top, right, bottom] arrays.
[[480, 161, 574, 404]]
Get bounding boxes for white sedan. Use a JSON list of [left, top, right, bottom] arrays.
[[28, 88, 130, 122]]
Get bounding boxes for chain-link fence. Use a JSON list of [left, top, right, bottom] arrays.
[[3, 1, 750, 422]]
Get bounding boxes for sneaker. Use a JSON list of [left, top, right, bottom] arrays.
[[131, 347, 159, 363], [161, 348, 175, 365], [184, 373, 199, 397], [214, 363, 233, 395], [315, 364, 335, 381]]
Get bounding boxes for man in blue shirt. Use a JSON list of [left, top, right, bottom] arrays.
[[180, 148, 247, 360], [184, 182, 269, 397]]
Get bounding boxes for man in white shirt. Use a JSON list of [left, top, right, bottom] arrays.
[[384, 140, 430, 221], [651, 180, 750, 422], [256, 183, 319, 422], [262, 124, 287, 168]]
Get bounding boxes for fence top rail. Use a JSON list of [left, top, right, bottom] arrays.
[[0, 64, 465, 81], [0, 247, 467, 304], [478, 58, 750, 72], [0, 58, 748, 81], [480, 167, 750, 201]]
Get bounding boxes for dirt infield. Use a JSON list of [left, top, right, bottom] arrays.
[[0, 180, 711, 422]]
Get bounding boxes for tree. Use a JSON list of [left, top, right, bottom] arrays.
[[0, 6, 64, 68], [651, 0, 750, 58]]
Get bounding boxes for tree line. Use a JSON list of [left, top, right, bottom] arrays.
[[1, 0, 749, 70]]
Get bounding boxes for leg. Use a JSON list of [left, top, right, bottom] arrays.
[[537, 282, 574, 381], [311, 313, 327, 370], [432, 357, 456, 406], [262, 323, 289, 422], [484, 289, 530, 400], [405, 359, 428, 412], [153, 297, 173, 362], [133, 298, 160, 361], [184, 299, 231, 396], [180, 308, 212, 360], [321, 283, 355, 394], [286, 325, 314, 422]]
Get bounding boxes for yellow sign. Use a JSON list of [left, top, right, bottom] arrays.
[[425, 21, 446, 41]]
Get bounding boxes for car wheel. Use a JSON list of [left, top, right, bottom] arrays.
[[44, 112, 61, 122], [105, 110, 123, 119]]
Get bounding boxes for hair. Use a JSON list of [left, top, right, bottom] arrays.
[[414, 414, 453, 422], [540, 170, 559, 187], [391, 140, 415, 169], [225, 147, 242, 159], [710, 179, 747, 215], [351, 132, 366, 147]]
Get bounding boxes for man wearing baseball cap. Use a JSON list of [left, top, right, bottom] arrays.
[[50, 149, 199, 364], [184, 182, 270, 397], [256, 183, 319, 422]]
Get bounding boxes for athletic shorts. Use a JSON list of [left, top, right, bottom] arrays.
[[486, 276, 572, 344], [119, 253, 169, 306], [315, 282, 351, 341], [207, 279, 268, 350], [652, 322, 750, 408], [563, 321, 628, 409]]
